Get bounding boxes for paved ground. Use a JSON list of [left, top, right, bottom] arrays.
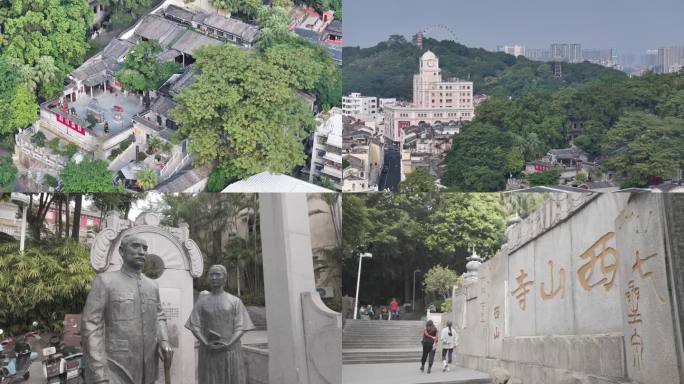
[[379, 147, 401, 192], [18, 330, 268, 383], [343, 362, 491, 384], [70, 91, 143, 137]]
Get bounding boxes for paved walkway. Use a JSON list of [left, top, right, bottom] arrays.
[[343, 362, 490, 384]]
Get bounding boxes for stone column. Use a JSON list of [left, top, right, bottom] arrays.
[[259, 193, 341, 384], [662, 194, 684, 381]]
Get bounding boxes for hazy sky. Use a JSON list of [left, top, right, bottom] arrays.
[[343, 0, 684, 54]]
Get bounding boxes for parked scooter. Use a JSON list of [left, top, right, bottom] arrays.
[[42, 336, 84, 384], [0, 327, 40, 383]]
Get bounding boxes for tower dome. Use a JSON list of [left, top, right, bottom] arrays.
[[421, 50, 437, 60]]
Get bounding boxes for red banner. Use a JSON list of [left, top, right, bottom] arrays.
[[398, 121, 410, 129], [56, 114, 85, 136]]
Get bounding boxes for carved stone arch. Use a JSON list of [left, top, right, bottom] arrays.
[[90, 215, 203, 277]]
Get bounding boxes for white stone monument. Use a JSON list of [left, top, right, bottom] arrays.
[[90, 211, 204, 384], [259, 193, 342, 384]]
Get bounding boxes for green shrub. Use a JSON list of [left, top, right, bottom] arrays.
[[86, 115, 98, 129], [119, 138, 133, 151], [31, 131, 47, 147], [206, 169, 228, 192], [64, 143, 79, 158], [43, 174, 58, 188], [48, 138, 60, 153], [0, 241, 95, 334], [108, 148, 122, 160]]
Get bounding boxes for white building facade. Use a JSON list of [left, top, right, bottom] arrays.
[[342, 93, 378, 117], [497, 45, 526, 57], [384, 51, 474, 141], [310, 109, 343, 190]]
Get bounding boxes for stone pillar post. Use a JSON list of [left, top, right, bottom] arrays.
[[259, 193, 341, 384]]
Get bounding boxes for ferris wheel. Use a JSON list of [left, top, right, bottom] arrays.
[[420, 24, 458, 43]]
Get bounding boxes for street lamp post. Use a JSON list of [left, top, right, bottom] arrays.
[[412, 269, 421, 313], [353, 252, 372, 320]]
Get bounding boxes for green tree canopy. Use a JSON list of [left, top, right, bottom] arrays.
[[59, 157, 120, 192], [602, 111, 684, 187], [528, 170, 561, 186], [0, 157, 18, 192], [342, 192, 506, 306], [0, 0, 93, 99], [170, 45, 315, 184], [136, 168, 157, 190], [0, 57, 38, 136], [263, 40, 341, 109], [422, 265, 460, 301], [101, 0, 151, 26], [115, 40, 180, 107]]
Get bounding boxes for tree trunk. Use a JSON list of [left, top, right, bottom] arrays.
[[404, 267, 411, 305], [71, 194, 82, 241], [65, 194, 70, 240], [57, 198, 63, 239]]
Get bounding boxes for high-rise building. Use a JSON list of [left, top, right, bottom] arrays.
[[582, 48, 615, 67], [342, 93, 378, 117], [657, 46, 684, 73], [524, 48, 551, 61], [550, 43, 583, 63], [497, 45, 526, 57]]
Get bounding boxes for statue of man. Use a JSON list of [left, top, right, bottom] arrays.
[[186, 265, 254, 384], [81, 235, 173, 384]]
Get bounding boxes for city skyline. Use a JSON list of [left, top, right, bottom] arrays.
[[343, 0, 684, 54]]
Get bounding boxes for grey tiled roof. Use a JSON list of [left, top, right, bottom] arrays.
[[326, 20, 342, 34], [150, 95, 177, 116], [102, 39, 135, 62], [202, 13, 260, 44], [135, 15, 186, 48], [156, 163, 212, 192], [171, 30, 223, 55], [164, 4, 196, 24]]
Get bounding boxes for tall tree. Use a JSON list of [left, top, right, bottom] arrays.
[[115, 41, 180, 108], [170, 45, 315, 184], [0, 58, 38, 136]]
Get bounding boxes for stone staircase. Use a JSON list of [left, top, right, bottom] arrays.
[[342, 319, 424, 364]]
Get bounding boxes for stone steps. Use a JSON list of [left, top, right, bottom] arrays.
[[342, 350, 422, 364], [343, 319, 426, 364]]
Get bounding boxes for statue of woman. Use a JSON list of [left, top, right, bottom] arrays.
[[185, 265, 255, 384]]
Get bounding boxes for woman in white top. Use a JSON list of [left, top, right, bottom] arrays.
[[440, 321, 458, 372]]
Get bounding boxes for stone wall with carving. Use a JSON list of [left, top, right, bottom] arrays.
[[452, 193, 684, 384]]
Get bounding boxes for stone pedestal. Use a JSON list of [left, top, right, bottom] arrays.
[[259, 193, 341, 384], [90, 211, 204, 384]]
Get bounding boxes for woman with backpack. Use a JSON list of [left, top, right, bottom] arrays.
[[419, 320, 438, 373], [440, 320, 458, 372]]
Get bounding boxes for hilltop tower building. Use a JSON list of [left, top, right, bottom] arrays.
[[383, 51, 474, 141]]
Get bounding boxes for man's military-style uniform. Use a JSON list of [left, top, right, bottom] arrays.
[[81, 266, 169, 384]]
